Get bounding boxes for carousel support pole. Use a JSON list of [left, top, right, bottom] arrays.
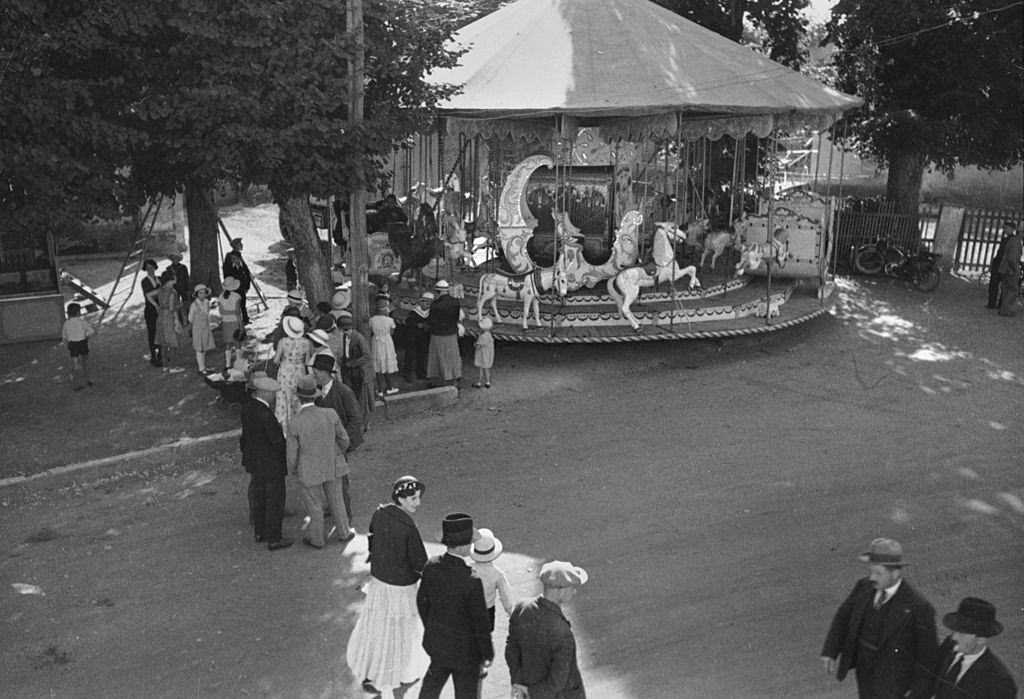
[[763, 133, 777, 327], [825, 119, 839, 273], [669, 130, 681, 332]]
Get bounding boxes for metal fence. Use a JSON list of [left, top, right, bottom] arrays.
[[953, 208, 1024, 276]]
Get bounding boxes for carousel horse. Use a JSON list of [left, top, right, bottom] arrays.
[[700, 216, 748, 269], [735, 227, 790, 276], [607, 219, 706, 332], [390, 203, 436, 285], [477, 266, 565, 330]]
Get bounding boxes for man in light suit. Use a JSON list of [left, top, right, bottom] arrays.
[[417, 513, 493, 699], [239, 376, 292, 550], [506, 560, 589, 699], [285, 374, 350, 549], [311, 353, 362, 537], [821, 538, 938, 698], [927, 597, 1017, 698]]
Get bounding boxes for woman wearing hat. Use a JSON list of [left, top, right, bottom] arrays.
[[346, 476, 430, 698], [336, 311, 376, 417], [187, 284, 217, 373], [369, 298, 400, 397], [272, 315, 311, 431], [154, 270, 184, 371], [140, 259, 162, 366], [220, 277, 244, 368]]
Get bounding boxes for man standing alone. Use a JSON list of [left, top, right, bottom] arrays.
[[997, 221, 1022, 317], [239, 376, 292, 550], [821, 538, 938, 698], [417, 513, 493, 698], [506, 560, 589, 699]]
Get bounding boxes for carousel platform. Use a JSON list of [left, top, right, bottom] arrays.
[[392, 263, 836, 344]]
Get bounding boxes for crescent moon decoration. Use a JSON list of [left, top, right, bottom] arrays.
[[498, 154, 553, 228]]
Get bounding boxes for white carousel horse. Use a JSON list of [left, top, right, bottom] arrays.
[[477, 266, 564, 330], [606, 219, 706, 331], [439, 212, 476, 267], [735, 227, 790, 276]]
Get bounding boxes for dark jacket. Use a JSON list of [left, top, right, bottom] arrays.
[[428, 295, 461, 336], [222, 251, 251, 292], [927, 636, 1017, 699], [367, 504, 427, 586], [315, 379, 364, 450], [239, 398, 286, 476], [506, 596, 586, 699], [822, 577, 938, 698], [417, 552, 494, 669]]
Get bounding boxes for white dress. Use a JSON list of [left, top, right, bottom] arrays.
[[369, 315, 398, 373]]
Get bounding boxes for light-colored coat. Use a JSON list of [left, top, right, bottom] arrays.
[[286, 403, 350, 486]]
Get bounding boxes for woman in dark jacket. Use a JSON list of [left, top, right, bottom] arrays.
[[346, 476, 430, 697]]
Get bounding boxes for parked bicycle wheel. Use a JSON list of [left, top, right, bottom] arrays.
[[854, 247, 885, 275], [882, 247, 907, 276], [912, 261, 941, 292]]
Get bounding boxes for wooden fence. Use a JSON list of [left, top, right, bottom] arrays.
[[953, 208, 1024, 275]]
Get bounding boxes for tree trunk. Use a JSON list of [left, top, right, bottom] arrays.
[[278, 194, 333, 307], [184, 185, 221, 292], [884, 147, 927, 219]]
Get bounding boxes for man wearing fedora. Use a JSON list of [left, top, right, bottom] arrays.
[[239, 376, 292, 550], [417, 513, 493, 699], [822, 538, 939, 698], [926, 597, 1016, 698], [285, 375, 352, 549], [166, 250, 190, 317], [310, 353, 362, 535], [222, 237, 252, 325], [505, 560, 589, 699]]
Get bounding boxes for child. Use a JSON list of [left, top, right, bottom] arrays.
[[368, 298, 399, 397], [62, 303, 95, 391], [220, 277, 243, 368], [472, 317, 494, 388], [470, 528, 513, 632], [188, 283, 217, 373]]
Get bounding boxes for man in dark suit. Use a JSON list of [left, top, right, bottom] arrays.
[[821, 538, 938, 698], [222, 237, 252, 325], [417, 513, 493, 699], [310, 353, 362, 537], [239, 376, 292, 550], [927, 597, 1017, 698], [506, 560, 589, 699]]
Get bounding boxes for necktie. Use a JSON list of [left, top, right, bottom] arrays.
[[945, 653, 963, 683], [873, 589, 887, 609]]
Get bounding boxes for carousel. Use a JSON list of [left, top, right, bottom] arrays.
[[370, 0, 862, 343]]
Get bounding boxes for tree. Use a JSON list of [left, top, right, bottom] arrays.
[[653, 0, 811, 67], [827, 0, 1024, 213]]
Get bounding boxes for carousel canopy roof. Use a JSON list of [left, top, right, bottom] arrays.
[[429, 0, 862, 141]]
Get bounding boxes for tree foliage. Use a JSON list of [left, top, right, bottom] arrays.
[[653, 0, 810, 67], [826, 0, 1023, 207]]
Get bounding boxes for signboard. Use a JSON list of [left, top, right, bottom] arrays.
[[367, 232, 402, 277]]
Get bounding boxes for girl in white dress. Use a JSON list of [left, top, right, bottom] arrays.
[[188, 284, 217, 373], [368, 299, 399, 396]]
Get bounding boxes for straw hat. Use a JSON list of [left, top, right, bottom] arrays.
[[282, 316, 305, 339], [471, 528, 503, 563], [222, 276, 241, 292], [307, 329, 330, 347]]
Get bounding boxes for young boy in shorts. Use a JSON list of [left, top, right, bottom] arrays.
[[61, 303, 95, 391]]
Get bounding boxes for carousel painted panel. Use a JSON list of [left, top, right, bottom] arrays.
[[367, 232, 402, 277]]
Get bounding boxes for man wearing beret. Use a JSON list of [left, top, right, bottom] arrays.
[[239, 376, 292, 550], [417, 513, 493, 698], [821, 538, 938, 698], [925, 597, 1016, 698], [506, 560, 589, 699]]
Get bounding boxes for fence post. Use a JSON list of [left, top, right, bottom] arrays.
[[933, 207, 965, 272]]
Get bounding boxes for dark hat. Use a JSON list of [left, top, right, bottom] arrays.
[[858, 538, 908, 567], [315, 313, 336, 331], [316, 301, 332, 315], [336, 310, 354, 328], [943, 597, 1003, 637], [309, 354, 336, 374], [295, 374, 319, 400], [441, 513, 479, 547]]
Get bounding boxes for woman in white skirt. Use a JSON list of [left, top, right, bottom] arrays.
[[347, 476, 430, 697]]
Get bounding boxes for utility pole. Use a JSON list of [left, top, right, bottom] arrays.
[[347, 0, 370, 336]]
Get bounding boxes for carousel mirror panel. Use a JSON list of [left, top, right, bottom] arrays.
[[525, 166, 613, 266]]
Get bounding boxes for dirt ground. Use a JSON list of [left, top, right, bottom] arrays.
[[1, 204, 1021, 698]]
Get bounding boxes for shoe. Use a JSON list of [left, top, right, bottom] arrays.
[[472, 383, 482, 388], [385, 387, 399, 395], [268, 538, 294, 551], [302, 537, 324, 549], [338, 528, 356, 543], [484, 383, 491, 388]]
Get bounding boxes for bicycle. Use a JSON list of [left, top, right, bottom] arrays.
[[853, 237, 908, 276]]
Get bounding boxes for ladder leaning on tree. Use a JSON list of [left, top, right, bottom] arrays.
[[97, 197, 165, 325]]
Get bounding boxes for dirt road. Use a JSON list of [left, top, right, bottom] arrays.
[[2, 272, 1021, 698]]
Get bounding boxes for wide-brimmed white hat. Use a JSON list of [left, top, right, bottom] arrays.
[[286, 289, 303, 303], [222, 276, 241, 292], [471, 528, 503, 562], [307, 329, 330, 347], [282, 316, 305, 339]]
